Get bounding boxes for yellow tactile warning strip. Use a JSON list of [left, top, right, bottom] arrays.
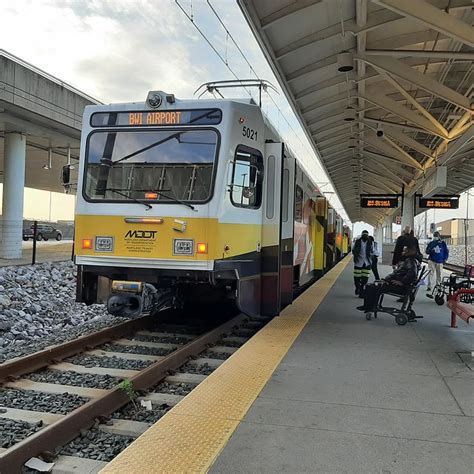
[[101, 256, 351, 473]]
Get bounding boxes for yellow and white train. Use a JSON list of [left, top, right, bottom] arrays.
[[71, 89, 349, 317]]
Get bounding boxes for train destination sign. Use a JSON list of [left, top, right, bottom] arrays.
[[91, 109, 222, 127], [418, 197, 459, 209], [360, 196, 399, 208]]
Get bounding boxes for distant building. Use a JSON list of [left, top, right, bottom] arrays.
[[435, 218, 474, 239]]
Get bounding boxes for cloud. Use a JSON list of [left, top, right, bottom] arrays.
[[0, 0, 349, 221]]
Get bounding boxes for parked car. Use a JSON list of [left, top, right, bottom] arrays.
[[23, 224, 62, 241]]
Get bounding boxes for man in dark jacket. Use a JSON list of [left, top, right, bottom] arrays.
[[352, 230, 373, 296], [392, 226, 421, 267], [357, 246, 420, 313]]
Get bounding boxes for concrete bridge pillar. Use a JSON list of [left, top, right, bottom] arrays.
[[401, 194, 415, 232], [1, 132, 26, 259], [374, 225, 383, 260], [383, 216, 393, 243]]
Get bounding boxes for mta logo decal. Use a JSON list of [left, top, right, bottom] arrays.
[[125, 230, 157, 239]]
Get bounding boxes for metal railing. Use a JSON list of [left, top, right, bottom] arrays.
[[0, 219, 74, 265]]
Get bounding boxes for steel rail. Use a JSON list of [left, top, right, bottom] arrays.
[[0, 314, 168, 382], [0, 313, 247, 473]]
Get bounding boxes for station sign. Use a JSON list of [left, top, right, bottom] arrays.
[[360, 196, 399, 208], [418, 197, 459, 209], [422, 166, 447, 198]]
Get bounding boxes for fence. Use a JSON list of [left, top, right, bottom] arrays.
[[0, 218, 74, 265], [420, 238, 473, 268]]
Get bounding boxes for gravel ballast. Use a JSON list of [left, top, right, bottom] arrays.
[[66, 354, 153, 371], [152, 381, 195, 396], [202, 350, 232, 360], [132, 334, 190, 345], [59, 429, 134, 461], [112, 403, 169, 424], [26, 370, 119, 390], [0, 418, 41, 448], [102, 343, 173, 356], [180, 363, 215, 376], [0, 261, 123, 363], [0, 388, 88, 414]]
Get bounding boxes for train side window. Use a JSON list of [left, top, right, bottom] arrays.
[[266, 155, 275, 219], [282, 169, 289, 222], [230, 145, 263, 209], [295, 185, 303, 222]]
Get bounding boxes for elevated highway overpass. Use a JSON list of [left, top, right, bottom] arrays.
[[0, 50, 99, 257]]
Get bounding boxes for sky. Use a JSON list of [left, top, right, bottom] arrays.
[[1, 0, 344, 220], [0, 0, 472, 229]]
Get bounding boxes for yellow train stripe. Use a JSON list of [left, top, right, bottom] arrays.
[[75, 215, 262, 260], [101, 255, 351, 473]]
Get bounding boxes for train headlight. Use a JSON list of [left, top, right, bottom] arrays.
[[147, 91, 163, 109], [197, 242, 208, 254], [82, 239, 93, 249]]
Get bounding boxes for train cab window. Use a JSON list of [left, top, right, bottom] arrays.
[[230, 145, 263, 208], [295, 185, 303, 222]]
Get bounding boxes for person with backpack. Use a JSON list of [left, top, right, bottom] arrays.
[[425, 231, 449, 296], [352, 230, 373, 297]]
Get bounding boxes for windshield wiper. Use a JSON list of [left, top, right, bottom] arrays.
[[97, 188, 152, 210], [96, 187, 196, 211], [152, 190, 196, 211]]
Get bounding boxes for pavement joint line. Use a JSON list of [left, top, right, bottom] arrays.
[[257, 394, 468, 417], [238, 419, 474, 447], [425, 345, 467, 416], [100, 256, 352, 474]]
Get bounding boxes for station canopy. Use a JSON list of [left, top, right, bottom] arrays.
[[238, 0, 474, 225]]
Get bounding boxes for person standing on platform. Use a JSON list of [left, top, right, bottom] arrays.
[[392, 226, 421, 267], [352, 230, 373, 297], [369, 235, 380, 280], [425, 231, 449, 296]]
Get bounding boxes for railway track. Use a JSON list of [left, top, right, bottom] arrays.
[[0, 311, 267, 472]]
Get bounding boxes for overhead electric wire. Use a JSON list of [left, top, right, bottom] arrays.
[[175, 0, 349, 221]]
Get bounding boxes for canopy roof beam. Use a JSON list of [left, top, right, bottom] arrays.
[[362, 132, 423, 170], [372, 0, 474, 48], [357, 55, 472, 112], [260, 0, 322, 30], [365, 49, 474, 61]]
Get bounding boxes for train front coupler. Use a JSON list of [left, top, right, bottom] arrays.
[[106, 281, 158, 318]]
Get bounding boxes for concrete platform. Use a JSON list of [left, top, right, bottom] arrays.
[[211, 264, 474, 473]]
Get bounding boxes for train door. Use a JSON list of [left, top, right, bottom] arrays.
[[261, 142, 283, 316], [280, 153, 295, 309], [314, 198, 326, 276]]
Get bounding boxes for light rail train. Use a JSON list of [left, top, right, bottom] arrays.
[[69, 87, 350, 317]]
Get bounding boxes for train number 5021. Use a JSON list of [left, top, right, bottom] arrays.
[[242, 126, 258, 141]]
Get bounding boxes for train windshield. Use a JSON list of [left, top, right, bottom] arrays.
[[84, 129, 218, 203]]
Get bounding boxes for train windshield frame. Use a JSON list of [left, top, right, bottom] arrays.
[[83, 128, 220, 205]]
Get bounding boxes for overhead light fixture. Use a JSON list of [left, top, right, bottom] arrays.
[[343, 107, 357, 121], [337, 52, 354, 72], [376, 123, 384, 138], [43, 148, 52, 170]]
